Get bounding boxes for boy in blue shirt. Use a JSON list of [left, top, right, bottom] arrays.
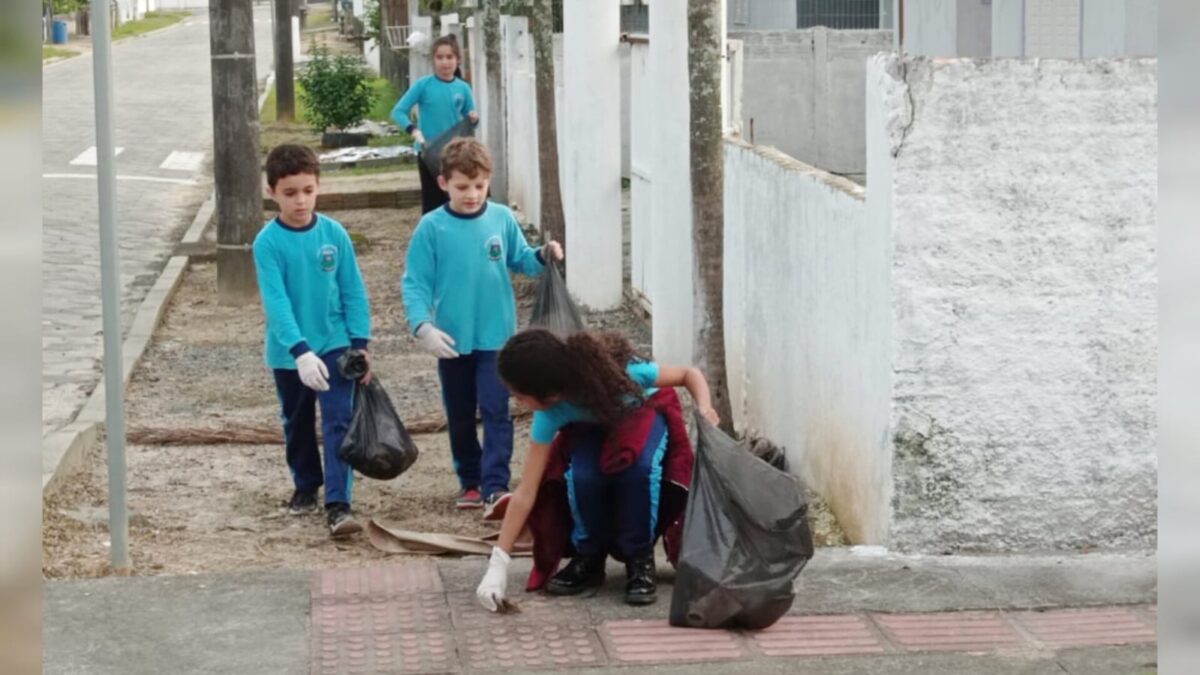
[[402, 137, 564, 520], [254, 144, 373, 538]]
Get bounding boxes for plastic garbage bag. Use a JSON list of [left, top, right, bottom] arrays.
[[668, 413, 814, 630], [420, 117, 476, 177], [529, 260, 585, 336], [336, 350, 419, 481]]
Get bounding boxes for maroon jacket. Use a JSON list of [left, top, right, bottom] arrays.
[[525, 388, 695, 591]]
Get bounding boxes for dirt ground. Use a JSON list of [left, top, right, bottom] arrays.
[[43, 204, 843, 580]]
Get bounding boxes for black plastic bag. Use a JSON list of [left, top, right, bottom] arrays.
[[336, 351, 419, 481], [668, 413, 814, 630], [530, 260, 585, 336], [420, 117, 476, 177]]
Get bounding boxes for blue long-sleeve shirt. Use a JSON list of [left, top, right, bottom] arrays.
[[402, 202, 544, 355], [391, 74, 476, 151], [253, 214, 372, 369]]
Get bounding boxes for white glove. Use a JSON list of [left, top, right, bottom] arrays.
[[295, 352, 330, 392], [412, 129, 426, 145], [476, 547, 511, 612], [416, 323, 460, 360]]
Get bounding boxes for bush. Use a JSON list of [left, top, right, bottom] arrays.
[[296, 46, 375, 133]]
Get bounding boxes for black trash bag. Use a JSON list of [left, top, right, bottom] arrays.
[[336, 350, 419, 481], [748, 436, 789, 472], [668, 413, 814, 630], [420, 117, 477, 177], [529, 260, 585, 336]]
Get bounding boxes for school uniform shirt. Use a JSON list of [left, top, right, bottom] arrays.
[[402, 202, 544, 355], [253, 214, 371, 369], [529, 362, 661, 445], [391, 74, 476, 151]]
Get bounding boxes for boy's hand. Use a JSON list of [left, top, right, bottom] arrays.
[[476, 547, 511, 612], [543, 240, 564, 262], [412, 129, 427, 145], [296, 352, 330, 392], [416, 323, 460, 360], [467, 111, 479, 124]]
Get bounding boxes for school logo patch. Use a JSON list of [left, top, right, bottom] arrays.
[[486, 236, 503, 262], [318, 245, 337, 273]]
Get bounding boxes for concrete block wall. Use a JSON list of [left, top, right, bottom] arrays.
[[867, 54, 1157, 552], [734, 28, 893, 177]]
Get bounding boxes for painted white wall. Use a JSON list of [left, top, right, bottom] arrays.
[[991, 0, 1025, 56], [724, 141, 893, 545], [647, 0, 695, 363], [902, 0, 991, 57], [1083, 0, 1158, 57], [629, 41, 653, 305], [465, 20, 488, 147], [562, 0, 623, 309], [734, 29, 892, 176], [409, 15, 434, 86], [501, 16, 539, 225], [870, 54, 1158, 552]]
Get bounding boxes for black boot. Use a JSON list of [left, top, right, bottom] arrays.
[[624, 553, 657, 605], [546, 553, 606, 595]]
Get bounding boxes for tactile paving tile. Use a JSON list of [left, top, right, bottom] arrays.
[[312, 562, 443, 603], [1011, 607, 1157, 648], [446, 591, 592, 629], [456, 623, 606, 671], [600, 619, 747, 663], [311, 630, 458, 675], [749, 615, 888, 657], [872, 612, 1022, 653], [313, 593, 452, 637]]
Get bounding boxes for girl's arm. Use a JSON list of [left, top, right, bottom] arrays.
[[495, 440, 553, 554], [390, 79, 424, 134], [655, 365, 720, 426]]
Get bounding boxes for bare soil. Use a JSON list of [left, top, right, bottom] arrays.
[[43, 204, 844, 580]]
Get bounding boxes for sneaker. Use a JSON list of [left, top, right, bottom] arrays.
[[456, 487, 483, 510], [624, 553, 657, 606], [288, 490, 319, 515], [326, 503, 362, 538], [546, 553, 607, 596], [482, 491, 511, 521]]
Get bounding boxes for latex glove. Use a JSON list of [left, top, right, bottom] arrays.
[[412, 129, 427, 145], [468, 111, 480, 124], [416, 323, 460, 360], [476, 547, 511, 612], [359, 350, 373, 386], [295, 352, 330, 392], [542, 239, 564, 262]]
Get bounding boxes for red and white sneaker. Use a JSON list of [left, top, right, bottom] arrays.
[[456, 487, 483, 509], [482, 491, 512, 521]]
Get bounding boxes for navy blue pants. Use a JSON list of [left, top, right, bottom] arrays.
[[565, 413, 668, 559], [273, 347, 356, 506], [437, 350, 513, 499]]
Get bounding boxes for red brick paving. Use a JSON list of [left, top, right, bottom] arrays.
[[311, 630, 458, 675], [1012, 607, 1157, 648], [601, 619, 747, 663], [456, 623, 607, 671], [873, 611, 1023, 652], [312, 561, 443, 603], [749, 615, 889, 657]]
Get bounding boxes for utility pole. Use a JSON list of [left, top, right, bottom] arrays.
[[274, 0, 296, 121], [481, 0, 508, 202], [89, 0, 130, 574], [210, 0, 263, 304]]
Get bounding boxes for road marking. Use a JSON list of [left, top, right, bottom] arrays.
[[159, 151, 206, 172], [43, 173, 199, 186], [69, 146, 124, 166]]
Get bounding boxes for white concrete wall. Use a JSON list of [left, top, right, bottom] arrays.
[[868, 54, 1158, 552], [409, 15, 434, 87], [734, 28, 892, 176], [648, 0, 695, 364], [501, 16, 538, 224], [562, 1, 623, 309], [1083, 0, 1158, 57], [724, 141, 893, 545], [629, 42, 653, 303], [991, 0, 1025, 56]]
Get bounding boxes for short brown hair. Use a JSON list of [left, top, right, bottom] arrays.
[[440, 137, 493, 179], [265, 144, 320, 188]]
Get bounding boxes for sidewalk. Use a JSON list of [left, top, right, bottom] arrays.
[[43, 549, 1157, 674]]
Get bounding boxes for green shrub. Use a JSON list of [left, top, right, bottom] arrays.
[[296, 46, 375, 133]]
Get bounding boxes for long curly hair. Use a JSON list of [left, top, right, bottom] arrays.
[[498, 329, 644, 429]]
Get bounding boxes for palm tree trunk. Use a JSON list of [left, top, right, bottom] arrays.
[[531, 0, 565, 247], [688, 0, 734, 433]]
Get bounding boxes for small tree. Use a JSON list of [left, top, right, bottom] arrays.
[[297, 46, 375, 133]]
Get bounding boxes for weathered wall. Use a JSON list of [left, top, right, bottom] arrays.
[[500, 16, 539, 225], [724, 141, 893, 545], [734, 28, 893, 176], [868, 54, 1158, 552]]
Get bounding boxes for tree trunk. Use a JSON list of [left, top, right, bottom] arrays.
[[380, 0, 410, 91], [531, 0, 564, 246], [688, 0, 734, 433], [482, 0, 507, 202], [273, 0, 295, 122], [211, 0, 263, 305]]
